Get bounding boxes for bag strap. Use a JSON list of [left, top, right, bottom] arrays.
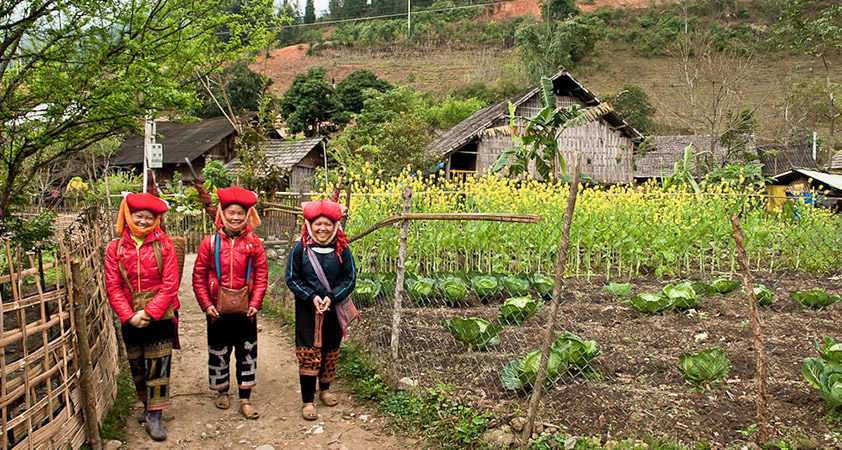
[[116, 240, 135, 295], [116, 238, 162, 293], [214, 233, 253, 287], [305, 246, 332, 292]]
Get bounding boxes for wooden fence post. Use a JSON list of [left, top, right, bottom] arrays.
[[731, 214, 770, 444], [522, 157, 581, 444], [70, 261, 103, 450], [390, 185, 412, 360]]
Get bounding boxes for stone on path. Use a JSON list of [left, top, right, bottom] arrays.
[[103, 440, 122, 450]]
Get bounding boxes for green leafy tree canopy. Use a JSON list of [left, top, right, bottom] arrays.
[[335, 70, 393, 113], [279, 68, 349, 136]]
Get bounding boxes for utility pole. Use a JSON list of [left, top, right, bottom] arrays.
[[143, 117, 163, 193], [407, 0, 410, 35]]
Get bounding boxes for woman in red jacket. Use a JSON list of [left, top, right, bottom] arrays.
[[193, 186, 268, 420], [104, 193, 180, 442]]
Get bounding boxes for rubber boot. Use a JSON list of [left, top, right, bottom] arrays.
[[144, 410, 168, 441], [137, 402, 148, 424]]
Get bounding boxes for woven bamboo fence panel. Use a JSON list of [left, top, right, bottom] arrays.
[[1, 209, 118, 450]]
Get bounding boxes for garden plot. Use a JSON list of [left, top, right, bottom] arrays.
[[350, 274, 842, 445]]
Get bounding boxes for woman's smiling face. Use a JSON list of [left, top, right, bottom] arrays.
[[311, 216, 336, 243], [131, 210, 155, 229]]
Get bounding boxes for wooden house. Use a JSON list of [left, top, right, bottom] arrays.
[[113, 116, 243, 182], [226, 137, 325, 193], [757, 144, 817, 177], [425, 70, 644, 184]]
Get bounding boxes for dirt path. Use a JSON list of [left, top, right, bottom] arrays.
[[123, 254, 416, 450]]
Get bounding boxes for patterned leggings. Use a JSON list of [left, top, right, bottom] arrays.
[[296, 347, 339, 403], [207, 314, 258, 391], [122, 320, 174, 411]]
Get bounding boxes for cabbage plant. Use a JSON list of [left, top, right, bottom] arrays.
[[501, 331, 600, 390], [603, 282, 631, 299], [437, 276, 468, 305], [530, 273, 554, 298], [406, 277, 435, 304], [498, 296, 543, 325], [375, 272, 397, 297], [471, 274, 499, 299], [354, 278, 381, 306], [500, 276, 530, 296], [623, 293, 672, 314], [441, 317, 502, 349], [803, 337, 842, 409], [744, 284, 773, 307], [706, 278, 741, 295], [792, 289, 841, 309], [662, 282, 701, 309], [677, 348, 730, 389]]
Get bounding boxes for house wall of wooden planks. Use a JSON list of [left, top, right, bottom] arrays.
[[476, 95, 635, 183], [0, 210, 118, 450]]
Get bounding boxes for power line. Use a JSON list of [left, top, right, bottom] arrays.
[[218, 0, 521, 34]]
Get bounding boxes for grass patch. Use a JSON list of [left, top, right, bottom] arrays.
[[337, 343, 496, 449], [100, 360, 136, 442]]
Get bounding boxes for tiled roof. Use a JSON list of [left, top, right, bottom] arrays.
[[113, 116, 238, 166], [225, 137, 324, 174], [425, 70, 644, 156], [829, 152, 842, 170]]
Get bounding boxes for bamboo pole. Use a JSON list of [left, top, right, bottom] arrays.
[[70, 261, 103, 450], [522, 157, 581, 444], [390, 185, 412, 361], [731, 214, 770, 444]]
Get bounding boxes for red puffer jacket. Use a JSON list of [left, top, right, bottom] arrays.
[[192, 226, 269, 312], [105, 227, 181, 323]]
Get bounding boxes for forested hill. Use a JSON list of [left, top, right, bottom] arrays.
[[251, 0, 841, 149]]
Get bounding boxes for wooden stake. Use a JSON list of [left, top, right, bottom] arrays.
[[731, 214, 770, 444], [390, 185, 412, 360], [522, 156, 581, 444], [70, 261, 103, 450]]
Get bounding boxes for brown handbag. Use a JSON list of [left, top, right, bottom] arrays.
[[118, 241, 175, 320], [213, 234, 251, 315]]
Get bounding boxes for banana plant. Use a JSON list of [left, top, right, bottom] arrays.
[[483, 76, 614, 180]]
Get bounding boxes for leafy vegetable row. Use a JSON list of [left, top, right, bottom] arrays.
[[605, 279, 839, 313]]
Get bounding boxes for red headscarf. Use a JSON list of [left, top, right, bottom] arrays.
[[300, 200, 349, 261], [215, 186, 261, 233]]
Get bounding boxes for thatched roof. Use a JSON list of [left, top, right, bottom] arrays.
[[113, 116, 238, 166], [225, 137, 324, 174], [425, 70, 644, 156], [757, 145, 817, 177]]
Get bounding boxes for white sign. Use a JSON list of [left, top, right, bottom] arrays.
[[148, 143, 163, 168]]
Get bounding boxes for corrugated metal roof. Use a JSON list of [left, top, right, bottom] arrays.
[[425, 70, 644, 157], [225, 137, 324, 174], [772, 169, 842, 192], [113, 116, 238, 166]]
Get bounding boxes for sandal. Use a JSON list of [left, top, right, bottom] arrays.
[[240, 400, 259, 419], [301, 403, 318, 420], [319, 391, 339, 407], [215, 393, 230, 410]]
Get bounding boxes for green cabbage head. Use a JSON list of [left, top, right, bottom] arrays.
[[792, 289, 841, 309], [471, 275, 499, 299], [498, 296, 543, 325], [437, 276, 468, 305], [441, 317, 502, 349], [677, 347, 730, 389]]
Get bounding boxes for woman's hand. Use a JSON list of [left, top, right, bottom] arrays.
[[313, 296, 323, 314], [247, 306, 258, 317], [127, 311, 150, 328], [205, 305, 220, 318], [319, 296, 331, 313]]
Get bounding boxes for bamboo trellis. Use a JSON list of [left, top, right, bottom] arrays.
[[0, 209, 118, 450]]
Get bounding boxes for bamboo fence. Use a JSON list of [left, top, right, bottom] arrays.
[[0, 209, 118, 450]]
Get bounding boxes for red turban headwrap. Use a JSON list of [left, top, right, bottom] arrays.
[[126, 192, 168, 215], [300, 200, 349, 261], [215, 186, 261, 232]]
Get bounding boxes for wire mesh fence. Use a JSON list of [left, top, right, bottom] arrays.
[[335, 179, 842, 445]]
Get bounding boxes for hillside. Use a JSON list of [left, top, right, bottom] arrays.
[[251, 0, 842, 145]]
